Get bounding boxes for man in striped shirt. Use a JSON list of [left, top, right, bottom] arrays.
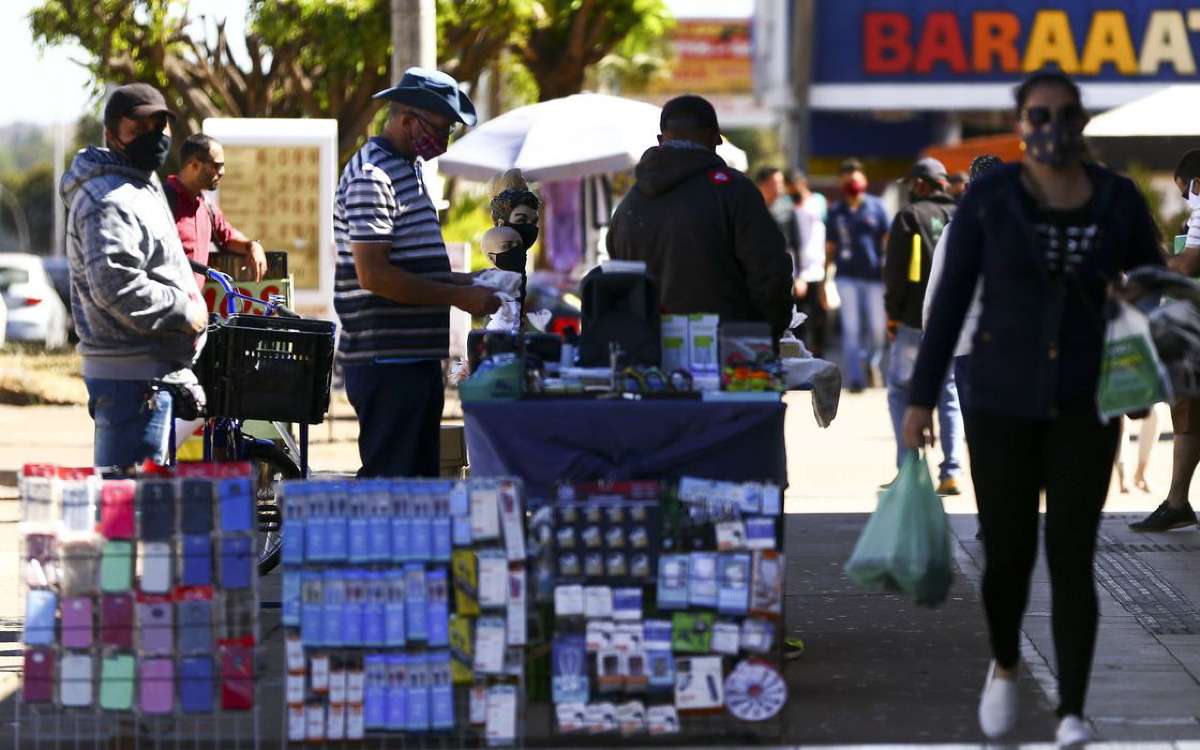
[[335, 68, 500, 477]]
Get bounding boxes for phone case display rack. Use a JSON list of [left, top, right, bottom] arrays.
[[519, 478, 788, 746], [15, 463, 261, 749], [277, 478, 529, 746]]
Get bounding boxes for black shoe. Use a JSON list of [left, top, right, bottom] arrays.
[[848, 383, 865, 394], [1128, 501, 1198, 532]]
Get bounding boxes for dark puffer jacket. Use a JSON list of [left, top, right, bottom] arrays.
[[606, 146, 794, 339]]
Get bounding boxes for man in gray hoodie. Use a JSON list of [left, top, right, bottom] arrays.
[[60, 83, 208, 468]]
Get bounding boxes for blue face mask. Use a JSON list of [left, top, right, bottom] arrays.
[[119, 129, 172, 172]]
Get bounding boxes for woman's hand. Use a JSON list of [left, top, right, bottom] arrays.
[[902, 406, 936, 449]]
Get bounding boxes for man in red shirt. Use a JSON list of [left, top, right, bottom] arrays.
[[165, 133, 268, 287]]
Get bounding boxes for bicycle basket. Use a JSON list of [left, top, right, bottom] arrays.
[[198, 314, 337, 424]]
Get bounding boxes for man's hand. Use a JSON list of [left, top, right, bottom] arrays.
[[185, 300, 209, 333], [455, 286, 503, 316], [902, 406, 936, 450], [793, 279, 808, 299], [247, 241, 268, 282]]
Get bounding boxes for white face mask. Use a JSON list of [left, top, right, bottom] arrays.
[[1188, 187, 1200, 212]]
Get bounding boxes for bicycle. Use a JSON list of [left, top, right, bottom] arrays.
[[188, 262, 336, 575]]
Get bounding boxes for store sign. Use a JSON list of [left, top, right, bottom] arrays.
[[812, 2, 1200, 109], [201, 118, 337, 319], [647, 18, 753, 95]]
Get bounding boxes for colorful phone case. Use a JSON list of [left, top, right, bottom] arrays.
[[219, 478, 254, 532], [181, 479, 214, 534], [59, 540, 99, 597], [178, 599, 213, 655], [181, 534, 213, 586], [61, 596, 94, 649], [220, 536, 253, 590], [180, 656, 215, 713], [138, 600, 174, 656], [60, 652, 94, 707], [99, 540, 133, 593], [100, 593, 135, 649], [22, 648, 54, 703], [23, 589, 56, 645], [100, 654, 135, 711], [140, 658, 175, 714], [220, 642, 255, 710], [139, 542, 172, 594], [99, 480, 136, 539], [138, 480, 176, 540]]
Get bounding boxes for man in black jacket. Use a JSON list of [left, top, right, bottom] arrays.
[[883, 157, 963, 494], [607, 96, 793, 340]]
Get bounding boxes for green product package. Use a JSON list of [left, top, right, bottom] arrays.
[[100, 654, 135, 710], [458, 359, 524, 403], [1175, 234, 1188, 255], [1097, 300, 1171, 421], [844, 452, 952, 607], [99, 540, 133, 593], [671, 611, 714, 653]]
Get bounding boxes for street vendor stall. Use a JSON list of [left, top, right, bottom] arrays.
[[464, 398, 787, 500]]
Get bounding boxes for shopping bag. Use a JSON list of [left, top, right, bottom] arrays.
[[844, 452, 953, 607], [1097, 300, 1172, 421]]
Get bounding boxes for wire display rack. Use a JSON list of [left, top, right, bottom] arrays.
[[13, 466, 263, 750]]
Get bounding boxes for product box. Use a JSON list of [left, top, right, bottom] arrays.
[[687, 314, 720, 374], [719, 321, 774, 368], [661, 315, 689, 373]]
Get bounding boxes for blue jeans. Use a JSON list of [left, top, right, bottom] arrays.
[[886, 325, 964, 480], [85, 378, 173, 468], [836, 277, 885, 388]]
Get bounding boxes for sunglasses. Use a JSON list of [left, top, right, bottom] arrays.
[[410, 111, 461, 138], [1022, 104, 1086, 127]]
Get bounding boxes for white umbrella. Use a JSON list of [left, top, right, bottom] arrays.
[[440, 93, 747, 182], [1084, 85, 1200, 137]]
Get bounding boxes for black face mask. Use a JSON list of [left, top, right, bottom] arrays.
[[505, 221, 539, 250], [1022, 123, 1083, 169], [118, 129, 172, 172], [493, 247, 527, 273]]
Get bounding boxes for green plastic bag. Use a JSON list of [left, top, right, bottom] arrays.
[[844, 452, 953, 607], [1097, 300, 1171, 421]]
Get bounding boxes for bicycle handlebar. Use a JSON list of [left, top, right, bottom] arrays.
[[189, 259, 292, 318]]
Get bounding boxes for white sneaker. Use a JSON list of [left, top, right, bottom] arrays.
[[1056, 714, 1092, 747], [978, 660, 1019, 738]]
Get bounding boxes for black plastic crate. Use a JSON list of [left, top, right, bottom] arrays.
[[199, 314, 336, 424]]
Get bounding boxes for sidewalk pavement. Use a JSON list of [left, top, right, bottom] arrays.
[[1, 389, 1198, 747]]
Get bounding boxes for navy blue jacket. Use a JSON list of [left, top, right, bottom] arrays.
[[911, 163, 1163, 419]]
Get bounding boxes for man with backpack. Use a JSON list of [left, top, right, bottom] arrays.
[[883, 157, 963, 494], [166, 133, 268, 288]]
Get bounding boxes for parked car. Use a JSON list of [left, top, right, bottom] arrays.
[[41, 256, 76, 343], [0, 253, 70, 349]]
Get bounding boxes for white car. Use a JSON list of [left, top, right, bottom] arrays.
[[0, 253, 70, 350]]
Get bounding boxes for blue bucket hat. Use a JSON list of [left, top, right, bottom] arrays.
[[372, 67, 477, 127]]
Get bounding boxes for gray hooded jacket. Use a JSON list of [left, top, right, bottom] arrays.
[[60, 147, 201, 379]]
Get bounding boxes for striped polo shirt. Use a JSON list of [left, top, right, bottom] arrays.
[[333, 136, 451, 363]]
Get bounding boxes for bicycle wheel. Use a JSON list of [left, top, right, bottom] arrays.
[[243, 440, 302, 575]]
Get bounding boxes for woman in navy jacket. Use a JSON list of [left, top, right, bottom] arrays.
[[902, 71, 1163, 746]]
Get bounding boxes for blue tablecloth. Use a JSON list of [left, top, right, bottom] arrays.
[[463, 398, 787, 499]]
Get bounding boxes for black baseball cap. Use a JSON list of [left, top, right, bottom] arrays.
[[906, 157, 949, 183], [104, 83, 176, 127], [839, 158, 864, 174]]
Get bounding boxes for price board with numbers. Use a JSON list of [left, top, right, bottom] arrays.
[[200, 118, 337, 319]]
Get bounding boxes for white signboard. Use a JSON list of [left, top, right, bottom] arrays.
[[201, 118, 337, 320]]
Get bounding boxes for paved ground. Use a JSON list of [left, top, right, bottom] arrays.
[[1, 388, 1198, 747]]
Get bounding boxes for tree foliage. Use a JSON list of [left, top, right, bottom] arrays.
[[515, 0, 672, 101], [29, 0, 672, 157]]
